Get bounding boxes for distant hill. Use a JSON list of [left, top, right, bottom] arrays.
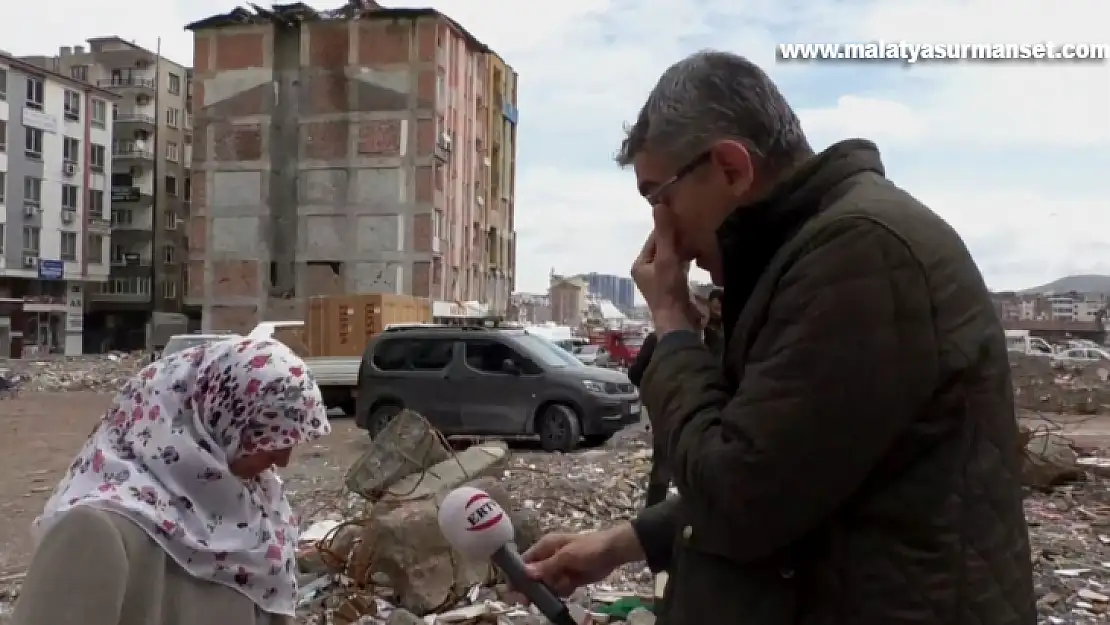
[[1021, 274, 1110, 295]]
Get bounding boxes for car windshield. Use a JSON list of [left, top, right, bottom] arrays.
[[163, 337, 219, 356], [517, 333, 581, 368], [578, 345, 599, 355]]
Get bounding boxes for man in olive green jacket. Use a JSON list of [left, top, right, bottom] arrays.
[[521, 51, 1034, 625]]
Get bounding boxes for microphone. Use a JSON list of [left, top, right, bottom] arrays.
[[438, 486, 579, 625]]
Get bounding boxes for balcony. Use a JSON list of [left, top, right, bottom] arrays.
[[113, 141, 154, 161], [114, 110, 156, 128], [97, 77, 156, 92], [87, 216, 112, 234], [89, 277, 151, 303], [111, 207, 153, 232], [111, 182, 154, 204], [109, 252, 152, 268]]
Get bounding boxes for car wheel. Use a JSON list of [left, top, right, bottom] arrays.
[[366, 403, 403, 439], [537, 404, 582, 453]]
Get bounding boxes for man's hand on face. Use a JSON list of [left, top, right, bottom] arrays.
[[633, 205, 697, 335]]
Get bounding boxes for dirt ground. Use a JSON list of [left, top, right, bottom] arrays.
[[2, 392, 1110, 577]]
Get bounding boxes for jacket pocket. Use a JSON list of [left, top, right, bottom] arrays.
[[666, 515, 799, 624]]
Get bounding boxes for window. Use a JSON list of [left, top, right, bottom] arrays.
[[87, 234, 103, 264], [111, 208, 133, 226], [25, 77, 44, 110], [101, 278, 151, 295], [23, 177, 41, 205], [515, 333, 578, 368], [165, 175, 177, 196], [184, 176, 191, 201], [0, 172, 5, 204], [110, 244, 124, 263], [162, 280, 176, 299], [87, 189, 104, 217], [0, 225, 4, 254], [91, 99, 107, 128], [168, 73, 181, 95], [24, 128, 43, 159], [164, 209, 178, 229], [61, 184, 79, 210], [162, 245, 175, 263], [90, 143, 106, 171], [63, 137, 80, 164], [71, 66, 88, 82], [165, 107, 180, 127], [63, 90, 80, 120], [166, 141, 179, 162], [372, 338, 454, 371], [22, 226, 40, 252], [0, 120, 6, 152], [60, 232, 77, 261], [435, 71, 446, 104], [463, 339, 540, 375], [0, 69, 7, 100]]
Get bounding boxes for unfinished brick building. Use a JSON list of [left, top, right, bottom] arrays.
[[186, 5, 518, 333]]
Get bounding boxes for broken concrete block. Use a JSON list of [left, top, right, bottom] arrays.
[[355, 455, 542, 615], [376, 441, 510, 507], [346, 409, 453, 500], [1022, 433, 1082, 489]]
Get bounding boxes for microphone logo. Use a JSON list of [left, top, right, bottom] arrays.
[[463, 491, 505, 532]]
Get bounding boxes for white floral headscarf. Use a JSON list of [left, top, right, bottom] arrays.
[[34, 338, 331, 615]]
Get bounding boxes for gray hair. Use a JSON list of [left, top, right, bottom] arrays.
[[616, 51, 808, 168]]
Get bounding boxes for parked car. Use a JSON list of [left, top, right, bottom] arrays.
[[355, 325, 641, 452], [574, 344, 610, 367], [1053, 347, 1110, 366]]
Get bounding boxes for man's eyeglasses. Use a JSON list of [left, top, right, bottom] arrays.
[[644, 151, 711, 206], [643, 141, 764, 206]]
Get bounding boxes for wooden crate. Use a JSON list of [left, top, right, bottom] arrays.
[[305, 294, 432, 357]]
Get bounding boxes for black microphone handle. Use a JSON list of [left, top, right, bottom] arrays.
[[491, 544, 578, 625]]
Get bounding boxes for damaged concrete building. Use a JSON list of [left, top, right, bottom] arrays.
[[186, 3, 518, 333]]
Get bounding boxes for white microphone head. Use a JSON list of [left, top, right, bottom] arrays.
[[438, 486, 515, 559]]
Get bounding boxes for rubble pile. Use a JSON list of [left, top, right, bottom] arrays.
[[10, 407, 1110, 623], [289, 412, 658, 624], [0, 352, 145, 393], [1012, 354, 1110, 414]]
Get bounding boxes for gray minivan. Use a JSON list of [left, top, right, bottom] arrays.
[[355, 326, 641, 451]]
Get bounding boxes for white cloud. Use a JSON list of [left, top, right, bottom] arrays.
[[3, 0, 1104, 299], [800, 97, 927, 146]]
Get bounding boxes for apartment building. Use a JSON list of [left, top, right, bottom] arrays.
[[581, 273, 635, 312], [549, 275, 587, 327], [26, 38, 193, 348], [186, 5, 518, 334], [992, 291, 1107, 323], [0, 52, 117, 356]]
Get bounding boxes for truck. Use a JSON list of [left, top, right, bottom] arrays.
[[588, 328, 646, 368], [1004, 329, 1054, 356]]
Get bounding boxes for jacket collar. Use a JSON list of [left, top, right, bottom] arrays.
[[716, 139, 886, 337]]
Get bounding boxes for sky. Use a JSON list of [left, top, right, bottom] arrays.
[[5, 0, 1108, 296]]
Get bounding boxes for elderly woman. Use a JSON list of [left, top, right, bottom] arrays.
[[14, 338, 331, 625]]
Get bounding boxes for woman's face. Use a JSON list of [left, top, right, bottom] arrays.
[[229, 448, 293, 480]]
